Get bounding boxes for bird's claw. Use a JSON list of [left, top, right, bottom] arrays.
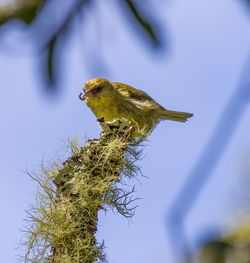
[[100, 118, 133, 138], [97, 117, 105, 123]]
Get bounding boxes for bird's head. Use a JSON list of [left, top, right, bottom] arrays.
[[79, 78, 115, 103]]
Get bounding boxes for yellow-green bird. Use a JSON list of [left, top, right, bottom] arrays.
[[80, 78, 193, 135]]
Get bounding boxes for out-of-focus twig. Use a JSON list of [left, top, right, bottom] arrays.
[[121, 0, 163, 48], [0, 0, 166, 93], [168, 56, 250, 261]]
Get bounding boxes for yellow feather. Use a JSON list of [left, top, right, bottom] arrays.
[[82, 78, 193, 136]]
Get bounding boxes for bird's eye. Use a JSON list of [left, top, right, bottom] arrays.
[[92, 86, 102, 95]]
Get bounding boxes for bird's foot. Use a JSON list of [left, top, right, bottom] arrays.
[[99, 118, 134, 140], [97, 117, 105, 123]]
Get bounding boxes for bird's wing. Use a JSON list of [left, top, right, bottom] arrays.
[[112, 82, 164, 111]]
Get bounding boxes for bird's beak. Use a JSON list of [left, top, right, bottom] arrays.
[[79, 88, 91, 101]]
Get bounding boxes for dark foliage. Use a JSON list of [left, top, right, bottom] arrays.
[[0, 0, 165, 93]]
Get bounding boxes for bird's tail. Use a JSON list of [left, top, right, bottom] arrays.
[[160, 110, 193, 122]]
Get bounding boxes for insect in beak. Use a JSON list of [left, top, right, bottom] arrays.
[[79, 92, 85, 101], [79, 88, 91, 101]]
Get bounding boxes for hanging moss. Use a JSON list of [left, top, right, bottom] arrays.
[[22, 119, 144, 263]]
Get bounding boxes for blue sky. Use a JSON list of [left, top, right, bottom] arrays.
[[1, 0, 250, 262]]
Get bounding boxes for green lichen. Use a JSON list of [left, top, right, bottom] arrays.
[[22, 119, 144, 263]]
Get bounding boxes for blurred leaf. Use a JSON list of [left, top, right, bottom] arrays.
[[0, 0, 45, 25], [46, 36, 57, 87], [0, 0, 166, 94], [122, 0, 162, 47], [241, 0, 250, 12], [198, 241, 231, 263], [18, 0, 44, 24], [40, 0, 90, 91]]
